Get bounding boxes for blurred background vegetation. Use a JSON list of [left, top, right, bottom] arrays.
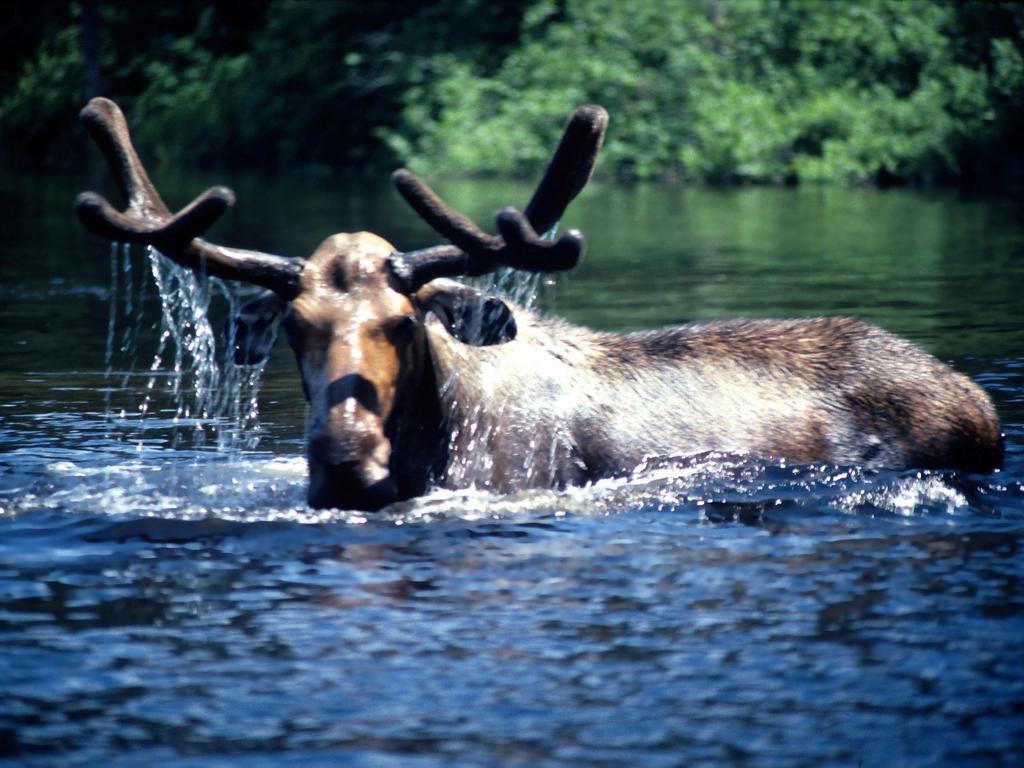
[[2, 0, 1022, 187]]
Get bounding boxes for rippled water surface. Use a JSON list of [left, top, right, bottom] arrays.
[[2, 172, 1024, 766]]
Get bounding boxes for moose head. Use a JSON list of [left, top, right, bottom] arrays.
[[76, 98, 607, 510]]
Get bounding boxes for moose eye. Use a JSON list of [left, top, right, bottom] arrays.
[[386, 314, 419, 340]]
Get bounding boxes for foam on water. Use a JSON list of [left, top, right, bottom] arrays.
[[5, 442, 1003, 534], [4, 453, 309, 521]]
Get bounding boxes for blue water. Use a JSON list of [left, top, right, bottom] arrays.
[[2, 173, 1023, 766]]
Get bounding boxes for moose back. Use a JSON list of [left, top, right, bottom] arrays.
[[75, 98, 1003, 511]]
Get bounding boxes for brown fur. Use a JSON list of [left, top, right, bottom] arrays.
[[285, 233, 441, 510], [425, 310, 1003, 493]]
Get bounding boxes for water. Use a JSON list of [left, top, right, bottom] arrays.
[[2, 169, 1024, 766]]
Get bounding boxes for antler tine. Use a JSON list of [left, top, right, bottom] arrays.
[[391, 169, 502, 262], [524, 104, 608, 236], [388, 171, 584, 291], [79, 96, 172, 220], [75, 97, 304, 298], [75, 186, 234, 245], [495, 206, 584, 272], [388, 105, 607, 292]]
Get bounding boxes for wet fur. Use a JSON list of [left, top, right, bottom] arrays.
[[425, 305, 1003, 492]]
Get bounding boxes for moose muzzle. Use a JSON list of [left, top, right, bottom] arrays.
[[304, 371, 400, 510], [306, 426, 399, 510]]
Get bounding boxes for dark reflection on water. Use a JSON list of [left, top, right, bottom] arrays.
[[2, 171, 1024, 766]]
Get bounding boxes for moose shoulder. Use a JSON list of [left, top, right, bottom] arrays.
[[75, 98, 1003, 511]]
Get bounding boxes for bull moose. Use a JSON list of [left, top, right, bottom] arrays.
[[75, 97, 1003, 511]]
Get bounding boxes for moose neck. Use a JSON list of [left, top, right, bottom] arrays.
[[421, 311, 594, 494], [386, 338, 449, 501]]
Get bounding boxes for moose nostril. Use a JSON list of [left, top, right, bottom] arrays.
[[306, 442, 399, 511], [307, 431, 391, 478], [308, 428, 388, 463]]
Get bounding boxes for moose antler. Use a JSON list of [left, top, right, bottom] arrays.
[[388, 105, 608, 292], [75, 98, 304, 298]]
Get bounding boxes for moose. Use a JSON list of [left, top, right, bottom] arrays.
[[75, 98, 1003, 511]]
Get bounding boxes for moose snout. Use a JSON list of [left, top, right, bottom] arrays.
[[306, 431, 398, 511]]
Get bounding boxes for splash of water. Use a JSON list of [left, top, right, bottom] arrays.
[[104, 243, 276, 453], [435, 222, 576, 491]]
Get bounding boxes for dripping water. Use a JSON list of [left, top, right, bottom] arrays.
[[435, 225, 575, 491], [103, 243, 276, 454]]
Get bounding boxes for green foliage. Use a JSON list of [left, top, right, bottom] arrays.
[[0, 16, 83, 167], [387, 0, 1024, 185], [0, 0, 528, 171], [1, 0, 1021, 186]]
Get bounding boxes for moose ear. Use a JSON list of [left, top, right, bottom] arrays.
[[231, 290, 287, 365], [414, 280, 517, 346]]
